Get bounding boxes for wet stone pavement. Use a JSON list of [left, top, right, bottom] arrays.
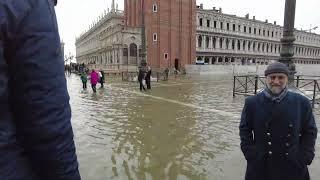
[[66, 74, 320, 180]]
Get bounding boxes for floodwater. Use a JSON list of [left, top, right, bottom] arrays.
[[66, 74, 320, 180]]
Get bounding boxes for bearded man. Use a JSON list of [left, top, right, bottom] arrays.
[[239, 62, 318, 180]]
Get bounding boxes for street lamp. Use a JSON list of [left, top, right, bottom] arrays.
[[302, 26, 318, 33], [279, 0, 297, 83]]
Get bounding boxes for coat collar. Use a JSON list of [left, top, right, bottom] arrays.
[[262, 87, 288, 103]]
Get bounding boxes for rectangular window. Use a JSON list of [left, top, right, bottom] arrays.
[[214, 21, 217, 28], [207, 20, 210, 27], [164, 53, 168, 60], [263, 30, 265, 36], [153, 4, 157, 12], [238, 25, 241, 32], [227, 23, 229, 30], [233, 24, 236, 31], [199, 18, 203, 26], [244, 26, 247, 33], [153, 33, 157, 41], [254, 28, 256, 34], [220, 22, 223, 29], [259, 29, 261, 35], [249, 27, 252, 33]]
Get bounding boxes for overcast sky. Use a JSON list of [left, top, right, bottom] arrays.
[[55, 0, 320, 58]]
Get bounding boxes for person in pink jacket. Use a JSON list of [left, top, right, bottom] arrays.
[[90, 70, 99, 93]]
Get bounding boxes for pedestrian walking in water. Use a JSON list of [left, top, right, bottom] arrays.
[[145, 66, 152, 89], [164, 68, 169, 81], [80, 72, 88, 90], [138, 68, 146, 91], [90, 70, 99, 93], [239, 62, 317, 180], [0, 0, 80, 179], [99, 70, 105, 88]]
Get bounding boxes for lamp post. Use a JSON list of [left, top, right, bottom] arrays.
[[279, 0, 297, 83], [140, 0, 147, 71]]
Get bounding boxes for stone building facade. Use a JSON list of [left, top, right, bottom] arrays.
[[76, 1, 320, 73], [196, 4, 320, 65], [75, 0, 143, 72]]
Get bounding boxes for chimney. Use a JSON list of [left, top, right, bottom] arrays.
[[265, 19, 268, 23], [245, 13, 249, 19], [200, 4, 203, 9], [253, 16, 256, 20], [274, 21, 277, 25], [213, 7, 216, 11], [219, 7, 222, 13]]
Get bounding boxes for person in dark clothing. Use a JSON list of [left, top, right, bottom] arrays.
[[164, 68, 169, 81], [145, 66, 152, 89], [138, 68, 146, 91], [80, 72, 88, 90], [100, 70, 105, 88], [239, 62, 317, 180], [0, 0, 81, 179]]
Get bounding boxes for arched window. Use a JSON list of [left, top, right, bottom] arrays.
[[226, 39, 230, 49], [243, 40, 246, 50], [232, 39, 235, 50], [129, 43, 137, 57], [198, 36, 202, 47]]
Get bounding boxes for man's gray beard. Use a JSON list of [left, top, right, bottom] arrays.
[[266, 84, 286, 95]]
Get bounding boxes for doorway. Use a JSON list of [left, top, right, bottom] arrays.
[[174, 58, 179, 71]]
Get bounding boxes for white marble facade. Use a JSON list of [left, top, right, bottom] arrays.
[[75, 3, 142, 72], [196, 5, 320, 65]]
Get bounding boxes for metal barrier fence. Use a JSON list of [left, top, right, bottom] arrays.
[[233, 75, 320, 108]]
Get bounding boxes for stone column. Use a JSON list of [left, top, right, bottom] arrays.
[[202, 35, 206, 49], [222, 38, 226, 50], [228, 39, 232, 50], [196, 35, 199, 48], [240, 40, 243, 51], [216, 37, 220, 49], [209, 57, 213, 64], [244, 40, 248, 52], [209, 36, 213, 49]]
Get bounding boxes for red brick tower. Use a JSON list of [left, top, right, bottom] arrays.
[[124, 0, 196, 71]]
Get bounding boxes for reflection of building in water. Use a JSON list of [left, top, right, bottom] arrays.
[[76, 1, 320, 72], [196, 4, 320, 65]]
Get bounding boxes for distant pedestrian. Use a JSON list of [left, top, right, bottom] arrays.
[[80, 72, 88, 90], [164, 68, 169, 81], [138, 68, 146, 91], [100, 70, 105, 88], [90, 70, 99, 93], [145, 66, 152, 89]]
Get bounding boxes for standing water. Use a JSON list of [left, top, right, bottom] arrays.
[[66, 74, 320, 180]]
